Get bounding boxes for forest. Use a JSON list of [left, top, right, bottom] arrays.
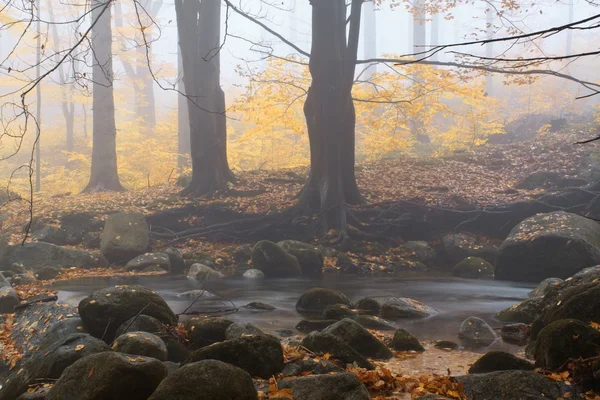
[[0, 0, 600, 399]]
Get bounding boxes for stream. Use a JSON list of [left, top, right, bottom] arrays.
[[51, 272, 534, 351]]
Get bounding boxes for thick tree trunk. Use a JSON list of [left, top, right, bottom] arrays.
[[83, 0, 124, 193], [175, 0, 232, 195], [411, 0, 429, 143], [65, 103, 74, 151], [299, 0, 363, 232], [136, 40, 157, 135], [177, 40, 190, 169]]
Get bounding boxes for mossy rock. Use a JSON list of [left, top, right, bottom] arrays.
[[468, 351, 534, 374], [452, 257, 494, 279], [389, 328, 424, 352], [296, 288, 351, 315], [251, 240, 301, 278]]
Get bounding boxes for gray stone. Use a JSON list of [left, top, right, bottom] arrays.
[[34, 267, 61, 280], [322, 318, 393, 359], [186, 263, 224, 281], [468, 351, 535, 374], [381, 297, 437, 319], [0, 286, 19, 313], [390, 328, 425, 352], [225, 322, 263, 339], [353, 297, 381, 316], [184, 317, 233, 348], [100, 212, 150, 264], [164, 248, 186, 275], [452, 257, 494, 279], [1, 242, 101, 271], [495, 297, 544, 324], [458, 317, 498, 347], [125, 252, 170, 272], [244, 301, 275, 311], [277, 373, 370, 400], [113, 331, 168, 361], [251, 240, 301, 278], [456, 370, 562, 400], [500, 323, 529, 345], [442, 233, 498, 266], [353, 315, 396, 331], [242, 268, 265, 279], [301, 331, 375, 370], [296, 288, 351, 315], [529, 278, 563, 298], [398, 241, 436, 263]]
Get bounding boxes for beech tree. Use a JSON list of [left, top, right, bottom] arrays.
[[175, 0, 233, 195], [83, 0, 124, 192]]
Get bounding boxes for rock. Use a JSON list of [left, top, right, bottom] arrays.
[[354, 297, 381, 316], [16, 387, 50, 400], [274, 329, 295, 338], [380, 297, 437, 319], [233, 244, 253, 262], [176, 290, 214, 300], [251, 240, 301, 277], [495, 297, 544, 324], [186, 263, 224, 282], [282, 359, 343, 377], [390, 328, 425, 352], [301, 331, 375, 370], [541, 284, 600, 326], [112, 331, 168, 361], [452, 257, 494, 279], [0, 270, 13, 279], [78, 285, 177, 341], [163, 337, 191, 363], [10, 273, 37, 285], [277, 373, 370, 400], [322, 318, 393, 359], [0, 333, 110, 400], [277, 240, 324, 277], [164, 248, 186, 275], [242, 269, 265, 279], [0, 286, 19, 313], [496, 211, 600, 281], [39, 317, 87, 350], [415, 395, 452, 400], [148, 360, 257, 400], [59, 212, 104, 245], [115, 315, 168, 338], [225, 322, 263, 339], [186, 334, 284, 379], [468, 351, 535, 374], [529, 278, 563, 298], [34, 267, 61, 281], [534, 319, 600, 370], [458, 317, 498, 347], [500, 323, 529, 345], [457, 370, 562, 400], [125, 253, 170, 272], [442, 233, 499, 266], [184, 317, 234, 348], [322, 304, 358, 320], [8, 262, 26, 274], [516, 171, 562, 190], [295, 319, 338, 333], [100, 212, 150, 264], [296, 288, 351, 314], [244, 301, 275, 311], [353, 315, 396, 331], [82, 231, 101, 249], [1, 242, 101, 271], [45, 351, 168, 400], [434, 340, 459, 350], [391, 258, 428, 273], [31, 226, 67, 245], [398, 241, 436, 264]]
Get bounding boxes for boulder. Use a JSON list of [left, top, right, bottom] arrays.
[[295, 319, 338, 333], [186, 263, 224, 281], [323, 318, 392, 359], [452, 257, 494, 279], [458, 317, 498, 347], [233, 244, 253, 262], [541, 284, 600, 326], [389, 328, 425, 352], [115, 315, 168, 338], [242, 269, 265, 279], [300, 331, 375, 370], [0, 334, 110, 400], [277, 373, 370, 400], [277, 240, 324, 277], [100, 212, 150, 264], [496, 211, 600, 281], [468, 351, 535, 374], [112, 331, 168, 361], [354, 297, 381, 316], [244, 301, 275, 311], [0, 272, 10, 287], [398, 241, 436, 264], [529, 278, 563, 298], [45, 351, 167, 400], [457, 370, 562, 400], [163, 337, 190, 363], [78, 285, 177, 341], [39, 317, 87, 350], [16, 387, 50, 400], [495, 297, 544, 324], [296, 288, 351, 314], [184, 317, 233, 348], [148, 360, 258, 400], [186, 334, 284, 379], [434, 340, 459, 350], [125, 253, 170, 272], [442, 233, 498, 266], [282, 358, 343, 377], [34, 267, 61, 280], [353, 315, 396, 331], [251, 240, 301, 277], [31, 226, 67, 245], [380, 297, 437, 319], [1, 242, 100, 271], [0, 286, 19, 313], [225, 322, 263, 339], [10, 273, 37, 285], [322, 304, 358, 320], [500, 323, 529, 345], [164, 248, 186, 275], [516, 171, 562, 190], [534, 319, 600, 370]]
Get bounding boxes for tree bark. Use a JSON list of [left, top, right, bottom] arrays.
[[83, 0, 124, 193], [177, 37, 190, 169], [136, 40, 157, 136], [175, 0, 233, 195], [299, 0, 363, 232]]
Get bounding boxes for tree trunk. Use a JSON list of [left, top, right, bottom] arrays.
[[65, 103, 74, 151], [175, 0, 233, 195], [485, 6, 494, 96], [136, 37, 156, 135], [35, 0, 41, 192], [411, 0, 428, 144], [83, 0, 124, 193], [299, 0, 363, 232], [177, 38, 190, 169]]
